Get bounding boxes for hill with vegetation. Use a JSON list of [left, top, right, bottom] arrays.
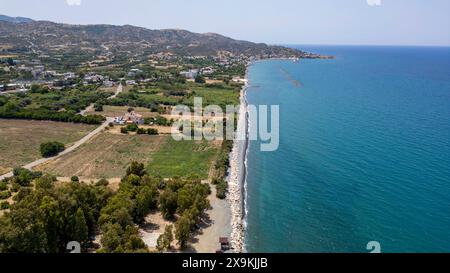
[[0, 17, 306, 58]]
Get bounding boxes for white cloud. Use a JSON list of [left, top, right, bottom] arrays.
[[367, 0, 382, 6], [66, 0, 82, 6]]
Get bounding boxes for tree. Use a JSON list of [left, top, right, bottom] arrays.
[[195, 75, 206, 84], [94, 103, 104, 112], [100, 223, 122, 253], [126, 162, 146, 177], [6, 58, 15, 66], [159, 190, 178, 219], [71, 176, 80, 183], [12, 168, 37, 187], [175, 215, 191, 249], [73, 208, 89, 246], [156, 225, 173, 252], [40, 142, 65, 158], [164, 225, 174, 248], [147, 128, 159, 135], [134, 185, 158, 223]]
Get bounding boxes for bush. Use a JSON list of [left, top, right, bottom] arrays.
[[96, 178, 109, 187], [147, 128, 159, 135], [12, 168, 39, 187], [137, 128, 146, 135], [0, 181, 7, 191], [11, 182, 21, 193], [0, 191, 11, 200], [0, 201, 10, 210], [71, 176, 80, 182], [126, 123, 139, 132], [120, 127, 128, 134], [40, 141, 65, 158], [195, 75, 206, 84], [94, 103, 104, 112], [215, 180, 228, 199]]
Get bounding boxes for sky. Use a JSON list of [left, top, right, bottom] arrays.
[[0, 0, 449, 46]]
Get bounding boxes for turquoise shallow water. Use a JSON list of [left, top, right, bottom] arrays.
[[244, 46, 450, 253]]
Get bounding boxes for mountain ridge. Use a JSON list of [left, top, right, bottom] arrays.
[[0, 14, 34, 24], [0, 15, 320, 58]]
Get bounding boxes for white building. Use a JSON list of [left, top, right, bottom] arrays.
[[180, 69, 199, 79]]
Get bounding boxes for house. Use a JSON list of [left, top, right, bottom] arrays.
[[180, 69, 199, 79], [128, 68, 143, 77], [114, 111, 144, 125], [64, 72, 76, 80], [6, 83, 18, 90], [201, 67, 215, 75], [103, 80, 115, 88], [125, 80, 137, 86]]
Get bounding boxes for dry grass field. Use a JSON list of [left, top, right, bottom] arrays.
[[0, 119, 97, 175], [37, 131, 168, 178]]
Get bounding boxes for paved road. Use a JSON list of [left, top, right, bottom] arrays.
[[0, 85, 123, 180]]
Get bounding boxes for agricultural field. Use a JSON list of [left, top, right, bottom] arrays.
[[182, 85, 241, 109], [147, 137, 220, 180], [0, 119, 97, 174], [37, 131, 167, 178]]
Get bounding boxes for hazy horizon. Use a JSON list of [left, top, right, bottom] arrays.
[[1, 0, 449, 47]]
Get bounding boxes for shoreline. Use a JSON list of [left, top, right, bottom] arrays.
[[227, 64, 251, 253]]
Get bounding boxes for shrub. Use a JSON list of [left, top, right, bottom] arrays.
[[0, 191, 11, 200], [195, 75, 206, 84], [0, 201, 10, 210], [147, 128, 159, 135], [40, 141, 65, 157], [137, 128, 146, 135], [215, 180, 228, 200], [11, 182, 21, 193], [12, 168, 38, 187], [71, 176, 80, 182], [0, 181, 7, 191], [120, 127, 128, 134], [96, 178, 109, 187], [125, 123, 139, 132]]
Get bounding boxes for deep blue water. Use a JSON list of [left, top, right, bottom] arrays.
[[244, 46, 450, 253]]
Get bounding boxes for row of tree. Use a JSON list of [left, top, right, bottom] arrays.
[[0, 103, 105, 124]]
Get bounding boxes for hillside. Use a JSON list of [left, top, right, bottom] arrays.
[[0, 18, 308, 58], [0, 15, 34, 24]]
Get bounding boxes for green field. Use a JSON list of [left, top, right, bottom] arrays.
[[183, 86, 241, 109], [147, 137, 219, 179]]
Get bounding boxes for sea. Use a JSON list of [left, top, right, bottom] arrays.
[[244, 45, 450, 253]]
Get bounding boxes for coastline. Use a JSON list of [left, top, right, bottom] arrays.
[[227, 64, 251, 253]]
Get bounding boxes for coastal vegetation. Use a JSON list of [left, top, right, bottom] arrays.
[[0, 162, 212, 253]]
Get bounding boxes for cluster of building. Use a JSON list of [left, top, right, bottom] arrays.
[[0, 83, 28, 93], [179, 67, 215, 79], [0, 61, 118, 92], [113, 110, 144, 125]]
